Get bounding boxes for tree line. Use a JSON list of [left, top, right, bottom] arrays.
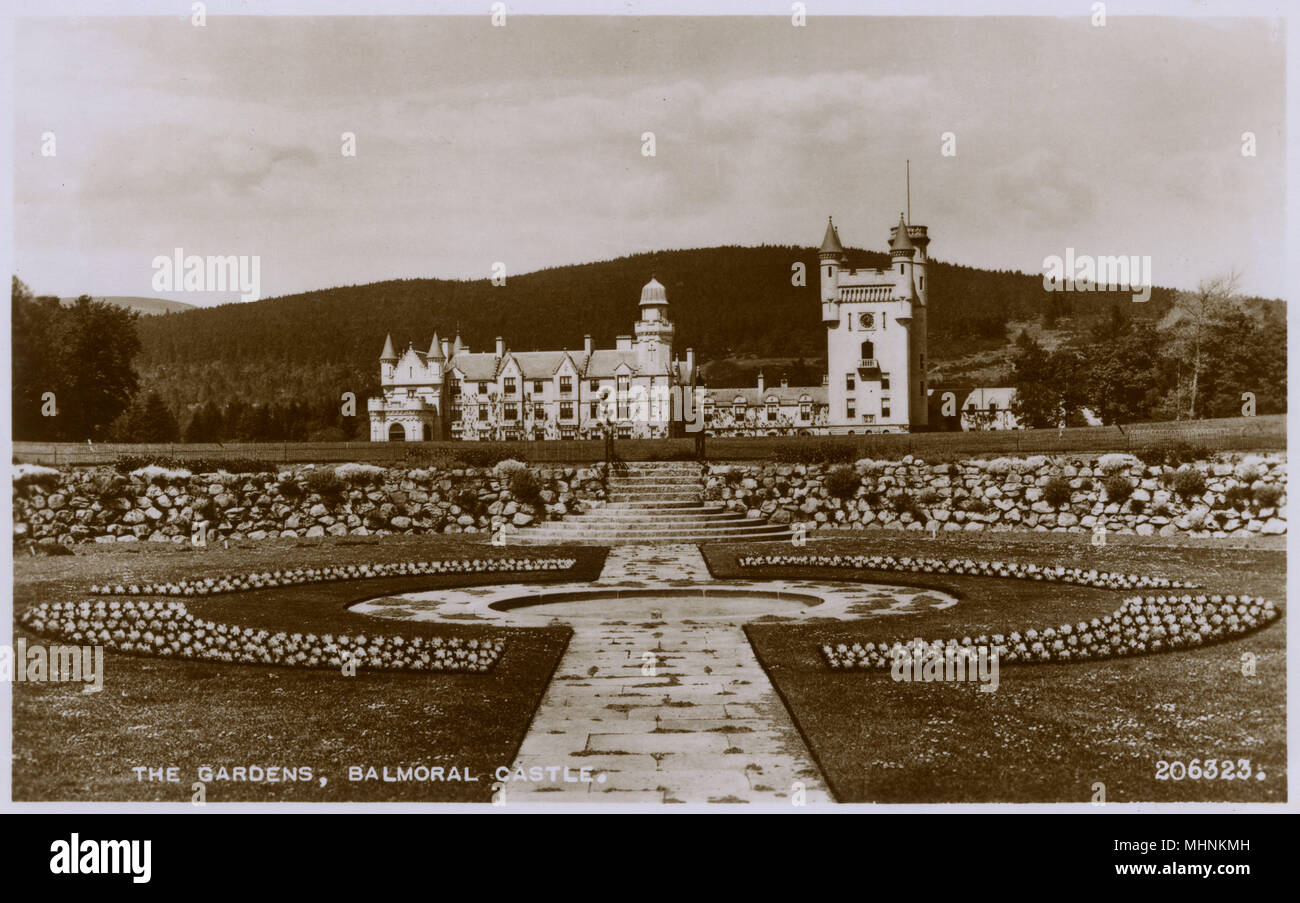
[[1010, 276, 1286, 427]]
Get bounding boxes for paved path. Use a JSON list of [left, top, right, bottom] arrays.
[[502, 545, 831, 805], [352, 544, 957, 805]]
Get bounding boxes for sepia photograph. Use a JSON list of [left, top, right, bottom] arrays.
[[1, 0, 1292, 848]]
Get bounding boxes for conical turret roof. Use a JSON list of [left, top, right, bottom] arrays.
[[890, 213, 915, 252], [380, 334, 397, 362], [819, 217, 844, 255], [427, 331, 444, 361]]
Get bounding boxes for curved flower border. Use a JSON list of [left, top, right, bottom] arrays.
[[19, 599, 504, 673], [89, 557, 577, 597], [738, 553, 1195, 591], [734, 554, 1280, 669]]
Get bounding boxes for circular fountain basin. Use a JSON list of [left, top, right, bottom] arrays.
[[489, 588, 825, 621], [350, 579, 957, 625]]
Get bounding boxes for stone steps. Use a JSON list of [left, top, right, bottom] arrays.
[[517, 463, 790, 545]]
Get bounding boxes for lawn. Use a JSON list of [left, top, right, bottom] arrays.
[[704, 532, 1286, 803], [12, 535, 605, 802], [12, 529, 1287, 805]]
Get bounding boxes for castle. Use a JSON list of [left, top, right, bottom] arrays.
[[368, 276, 696, 441], [368, 214, 930, 439]]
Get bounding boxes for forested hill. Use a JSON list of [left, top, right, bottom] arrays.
[[133, 244, 1191, 412]]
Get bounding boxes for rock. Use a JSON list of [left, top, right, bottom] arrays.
[[1262, 518, 1286, 535], [390, 516, 412, 529], [305, 525, 325, 537], [512, 512, 534, 526]]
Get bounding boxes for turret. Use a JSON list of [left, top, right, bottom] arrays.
[[380, 334, 397, 382], [634, 274, 674, 370], [819, 217, 843, 324]]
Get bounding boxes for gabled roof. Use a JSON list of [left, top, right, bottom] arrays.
[[504, 350, 581, 380], [819, 217, 844, 255], [584, 349, 645, 378], [447, 352, 500, 381], [701, 385, 828, 405]]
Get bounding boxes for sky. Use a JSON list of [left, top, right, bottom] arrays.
[[12, 14, 1288, 304]]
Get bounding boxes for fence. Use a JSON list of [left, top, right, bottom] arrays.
[[11, 414, 1286, 467]]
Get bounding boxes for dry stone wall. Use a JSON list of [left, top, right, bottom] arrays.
[[706, 453, 1286, 539], [14, 464, 608, 547]]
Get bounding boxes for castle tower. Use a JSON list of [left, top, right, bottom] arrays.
[[888, 212, 930, 429], [819, 217, 844, 324], [820, 210, 931, 433], [634, 274, 674, 371]]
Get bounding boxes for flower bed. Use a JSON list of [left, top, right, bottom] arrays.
[[19, 599, 505, 673], [738, 553, 1194, 591], [88, 557, 577, 597], [733, 554, 1279, 669], [821, 595, 1279, 670]]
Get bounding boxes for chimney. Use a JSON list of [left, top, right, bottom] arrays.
[[495, 336, 504, 357], [686, 348, 695, 381], [584, 335, 593, 356], [781, 376, 789, 389], [616, 335, 632, 352], [441, 337, 451, 359], [757, 370, 765, 393]]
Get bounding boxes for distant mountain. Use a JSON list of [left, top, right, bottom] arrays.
[[61, 296, 195, 316], [129, 245, 1280, 415]]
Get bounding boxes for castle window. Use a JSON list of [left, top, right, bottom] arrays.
[[451, 379, 462, 398], [478, 405, 488, 421], [560, 376, 573, 395], [846, 373, 855, 391], [533, 403, 545, 419], [504, 403, 519, 421], [560, 402, 574, 420], [533, 380, 544, 394], [881, 373, 890, 390], [589, 379, 599, 392], [766, 401, 778, 422], [478, 382, 489, 395], [504, 377, 517, 395], [589, 401, 599, 418], [799, 399, 811, 420], [881, 399, 891, 418], [617, 376, 630, 419], [846, 402, 855, 419]]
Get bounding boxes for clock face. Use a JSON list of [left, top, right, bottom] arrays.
[[859, 313, 874, 330]]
